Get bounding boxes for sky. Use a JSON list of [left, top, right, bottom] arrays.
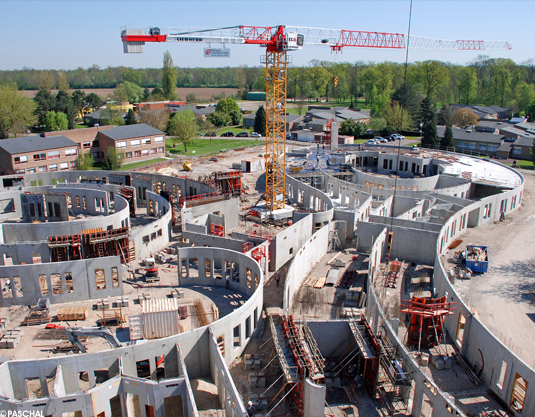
[[1, 0, 534, 71]]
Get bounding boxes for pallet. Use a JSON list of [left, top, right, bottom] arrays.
[[302, 276, 317, 287], [314, 277, 327, 289], [57, 307, 88, 321]]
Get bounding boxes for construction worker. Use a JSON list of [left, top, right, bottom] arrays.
[[316, 154, 320, 166], [247, 401, 255, 417], [276, 273, 280, 287]]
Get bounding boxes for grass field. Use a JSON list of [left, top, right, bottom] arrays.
[[505, 160, 535, 170], [166, 138, 261, 156], [121, 158, 168, 171]]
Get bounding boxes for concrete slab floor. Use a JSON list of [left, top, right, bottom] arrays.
[[443, 170, 535, 367]]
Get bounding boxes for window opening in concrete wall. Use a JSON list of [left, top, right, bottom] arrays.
[[65, 272, 73, 293], [511, 373, 527, 412], [142, 235, 149, 244], [246, 268, 252, 289], [29, 203, 35, 217], [156, 355, 165, 380], [32, 253, 42, 264], [189, 258, 198, 278], [12, 277, 22, 297], [232, 262, 239, 282], [217, 335, 225, 356], [51, 273, 63, 294], [205, 258, 212, 278], [94, 268, 106, 290], [156, 181, 162, 193], [25, 377, 43, 399], [245, 315, 251, 338], [37, 202, 42, 217], [254, 274, 259, 290], [157, 228, 162, 237], [455, 313, 466, 348], [39, 275, 48, 295], [95, 197, 99, 212], [497, 360, 508, 389], [254, 307, 259, 330], [82, 196, 87, 210], [111, 267, 119, 288], [181, 259, 187, 278], [289, 247, 293, 255], [0, 278, 12, 298], [136, 359, 150, 378], [94, 369, 110, 385], [233, 324, 241, 348], [47, 201, 54, 217], [164, 396, 184, 417], [75, 196, 80, 209], [151, 232, 156, 241], [225, 260, 231, 280]]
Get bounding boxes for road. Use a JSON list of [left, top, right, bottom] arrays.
[[453, 170, 535, 367]]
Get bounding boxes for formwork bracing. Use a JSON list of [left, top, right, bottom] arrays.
[[118, 187, 136, 218], [48, 235, 82, 262], [401, 296, 457, 350], [82, 227, 130, 264], [214, 170, 242, 197]]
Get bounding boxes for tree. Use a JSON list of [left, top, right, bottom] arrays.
[[84, 92, 102, 110], [126, 109, 137, 125], [34, 88, 55, 126], [168, 109, 197, 152], [254, 105, 266, 136], [411, 60, 449, 99], [71, 90, 86, 119], [207, 111, 231, 127], [122, 68, 142, 85], [391, 83, 423, 124], [186, 93, 197, 103], [452, 108, 478, 127], [142, 88, 150, 101], [229, 110, 242, 126], [420, 97, 437, 148], [339, 119, 366, 138], [34, 71, 54, 91], [114, 81, 144, 104], [215, 97, 240, 114], [76, 151, 94, 170], [527, 99, 535, 122], [102, 147, 123, 170], [442, 125, 455, 151], [56, 112, 69, 131], [55, 90, 76, 129], [139, 108, 168, 130], [384, 104, 413, 132], [57, 71, 70, 91], [44, 111, 58, 131], [531, 140, 535, 165], [100, 107, 125, 126], [0, 84, 37, 138], [162, 51, 178, 100]]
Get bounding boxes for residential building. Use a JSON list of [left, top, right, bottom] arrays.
[[134, 101, 185, 112], [169, 104, 215, 120], [449, 104, 512, 120], [97, 124, 166, 164], [243, 113, 304, 131], [0, 136, 78, 175], [437, 126, 504, 157], [44, 125, 114, 162]]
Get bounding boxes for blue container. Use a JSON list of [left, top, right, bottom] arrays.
[[465, 245, 489, 273]]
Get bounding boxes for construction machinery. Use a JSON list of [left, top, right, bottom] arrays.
[[144, 256, 160, 282], [121, 25, 511, 212], [66, 326, 122, 353]]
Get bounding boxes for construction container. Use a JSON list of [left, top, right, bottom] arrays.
[[57, 307, 88, 321], [141, 298, 180, 339], [465, 245, 489, 273], [183, 161, 192, 171]]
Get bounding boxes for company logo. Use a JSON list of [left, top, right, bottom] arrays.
[[0, 411, 44, 417]]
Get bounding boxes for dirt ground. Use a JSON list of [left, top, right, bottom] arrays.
[[446, 169, 535, 367]]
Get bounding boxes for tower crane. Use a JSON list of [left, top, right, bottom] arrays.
[[121, 25, 511, 211]]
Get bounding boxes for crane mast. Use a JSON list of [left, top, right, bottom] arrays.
[[121, 25, 511, 212]]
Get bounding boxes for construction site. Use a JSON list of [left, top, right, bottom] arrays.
[[0, 22, 533, 417]]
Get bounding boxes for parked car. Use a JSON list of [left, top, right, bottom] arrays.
[[251, 132, 261, 137], [204, 131, 217, 137], [221, 131, 234, 137], [373, 136, 383, 141], [365, 129, 374, 135], [364, 139, 378, 145], [378, 137, 388, 143], [236, 131, 249, 137]]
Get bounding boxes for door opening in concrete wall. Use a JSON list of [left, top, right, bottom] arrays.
[[497, 360, 508, 389], [232, 262, 240, 282], [254, 274, 259, 290], [181, 259, 187, 278], [246, 268, 252, 289], [51, 273, 63, 294], [189, 258, 198, 278], [217, 335, 225, 356], [94, 269, 106, 290], [111, 267, 119, 288], [78, 371, 90, 392], [510, 373, 527, 413], [233, 324, 241, 348], [12, 277, 22, 297], [82, 196, 87, 210], [205, 258, 212, 278], [39, 275, 48, 295], [456, 313, 466, 348], [164, 395, 184, 417], [3, 254, 13, 266], [126, 393, 141, 417], [245, 315, 251, 338], [136, 359, 151, 378], [65, 272, 73, 293]]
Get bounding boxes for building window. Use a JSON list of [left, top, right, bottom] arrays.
[[15, 169, 25, 174], [158, 147, 164, 153], [14, 155, 28, 164], [116, 141, 127, 149], [457, 142, 467, 148], [69, 161, 76, 168], [60, 162, 69, 170], [155, 136, 164, 143], [479, 144, 487, 151], [468, 143, 476, 150], [134, 150, 141, 157], [142, 149, 149, 156], [125, 152, 133, 159], [488, 145, 498, 152], [150, 148, 157, 154], [49, 164, 58, 171], [512, 147, 522, 155], [48, 150, 60, 159], [131, 139, 141, 147], [38, 166, 47, 172], [65, 148, 77, 156], [92, 140, 99, 148], [82, 142, 91, 149], [141, 138, 151, 145], [27, 168, 36, 174], [33, 153, 46, 161]]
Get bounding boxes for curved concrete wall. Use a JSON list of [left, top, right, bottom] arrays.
[[0, 247, 262, 417], [286, 174, 334, 225]]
